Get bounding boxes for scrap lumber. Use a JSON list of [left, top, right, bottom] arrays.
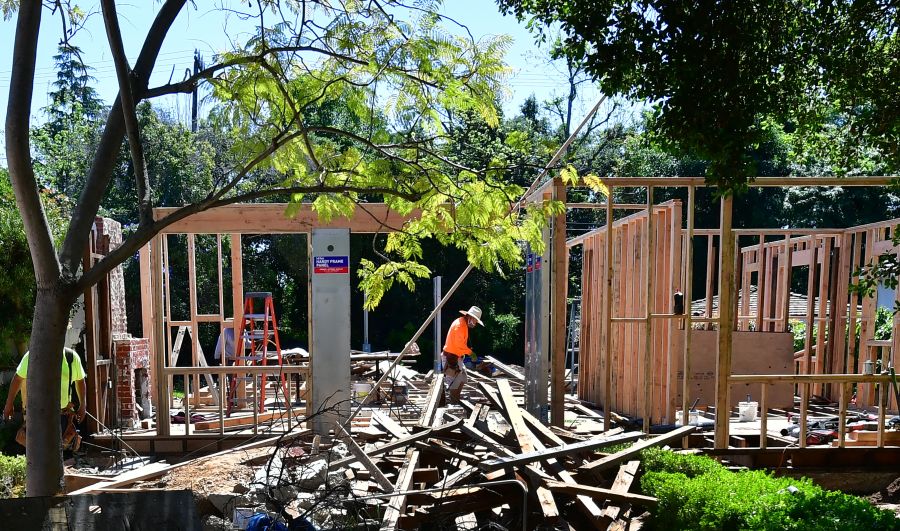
[[581, 426, 695, 474], [484, 356, 525, 380], [419, 375, 444, 428], [380, 448, 420, 530], [479, 431, 644, 472], [601, 460, 641, 522], [371, 410, 411, 438], [492, 402, 609, 526], [329, 420, 462, 470], [544, 480, 658, 508], [495, 379, 560, 521], [338, 425, 394, 492]]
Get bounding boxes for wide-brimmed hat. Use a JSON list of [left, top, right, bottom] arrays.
[[460, 306, 484, 326]]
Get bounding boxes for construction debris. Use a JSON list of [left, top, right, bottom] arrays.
[[63, 360, 692, 530]]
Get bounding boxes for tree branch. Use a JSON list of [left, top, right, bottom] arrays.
[[58, 0, 187, 277], [5, 1, 61, 289], [100, 0, 153, 227]]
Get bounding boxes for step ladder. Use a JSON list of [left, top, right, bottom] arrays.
[[227, 292, 288, 415], [170, 325, 220, 407], [565, 297, 581, 388]]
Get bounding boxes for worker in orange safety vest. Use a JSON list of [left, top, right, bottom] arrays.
[[441, 305, 484, 404]]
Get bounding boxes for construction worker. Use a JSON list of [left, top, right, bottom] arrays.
[[2, 348, 87, 450], [442, 305, 484, 404]]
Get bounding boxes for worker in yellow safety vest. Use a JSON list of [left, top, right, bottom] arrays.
[[441, 306, 484, 404]]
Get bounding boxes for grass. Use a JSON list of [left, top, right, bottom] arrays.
[[639, 448, 900, 530]]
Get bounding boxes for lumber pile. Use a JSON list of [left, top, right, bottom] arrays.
[[311, 374, 694, 530], [73, 363, 692, 530]]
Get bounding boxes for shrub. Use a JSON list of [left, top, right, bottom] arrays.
[[640, 449, 900, 530], [0, 453, 25, 498]]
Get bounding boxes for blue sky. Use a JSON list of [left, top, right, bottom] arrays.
[[0, 0, 609, 162]]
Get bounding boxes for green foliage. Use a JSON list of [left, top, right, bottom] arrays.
[[789, 320, 813, 353], [202, 2, 558, 309], [0, 454, 26, 498], [0, 169, 68, 349], [485, 310, 521, 354], [875, 307, 893, 341], [640, 448, 899, 530], [498, 0, 900, 191]]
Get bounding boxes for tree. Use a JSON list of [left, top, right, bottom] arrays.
[[5, 1, 556, 495], [497, 0, 900, 190]]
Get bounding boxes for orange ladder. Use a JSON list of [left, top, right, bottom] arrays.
[[227, 292, 288, 415]]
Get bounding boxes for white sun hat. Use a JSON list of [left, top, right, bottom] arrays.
[[460, 306, 485, 326]]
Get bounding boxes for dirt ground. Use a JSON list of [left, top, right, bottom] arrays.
[[135, 446, 272, 496], [867, 476, 900, 517]]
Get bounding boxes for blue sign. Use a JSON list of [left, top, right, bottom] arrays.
[[314, 256, 349, 274]]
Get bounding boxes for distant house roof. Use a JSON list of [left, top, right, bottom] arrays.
[[690, 285, 858, 319]]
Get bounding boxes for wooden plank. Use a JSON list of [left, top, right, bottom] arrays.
[[371, 410, 411, 439], [781, 235, 793, 332], [155, 203, 415, 234], [150, 236, 170, 436], [551, 178, 568, 426], [380, 449, 419, 530], [545, 480, 657, 508], [329, 420, 462, 470], [601, 460, 641, 521], [338, 425, 394, 492], [419, 375, 444, 428], [681, 187, 695, 434], [139, 244, 156, 406], [495, 379, 560, 521], [714, 196, 735, 448], [479, 431, 644, 471], [643, 187, 655, 432], [484, 356, 524, 381], [581, 426, 694, 474]]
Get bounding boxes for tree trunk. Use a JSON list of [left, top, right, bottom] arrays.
[[25, 286, 73, 496]]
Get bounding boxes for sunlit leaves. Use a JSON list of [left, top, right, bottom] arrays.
[[358, 258, 432, 310], [196, 1, 558, 309]]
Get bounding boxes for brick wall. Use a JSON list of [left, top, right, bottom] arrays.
[[93, 217, 128, 337], [114, 337, 151, 427]]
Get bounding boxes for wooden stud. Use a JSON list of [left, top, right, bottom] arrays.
[[604, 187, 615, 433], [644, 186, 655, 432], [551, 178, 567, 426], [759, 383, 768, 449], [150, 236, 170, 437], [714, 196, 735, 449], [682, 186, 695, 439]]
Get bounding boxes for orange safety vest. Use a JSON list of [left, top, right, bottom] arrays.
[[443, 316, 472, 356]]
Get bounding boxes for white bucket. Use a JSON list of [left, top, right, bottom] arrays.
[[738, 401, 758, 422], [675, 410, 700, 426], [352, 382, 373, 399]]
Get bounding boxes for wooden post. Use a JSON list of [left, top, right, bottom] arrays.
[[604, 186, 615, 432], [714, 196, 735, 448], [139, 244, 157, 421], [804, 237, 817, 376], [231, 234, 244, 408], [150, 236, 170, 436], [755, 235, 766, 331], [643, 187, 655, 432], [705, 236, 716, 326], [682, 186, 695, 439], [759, 383, 768, 449], [187, 234, 201, 407], [780, 235, 793, 332], [551, 178, 567, 426]]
